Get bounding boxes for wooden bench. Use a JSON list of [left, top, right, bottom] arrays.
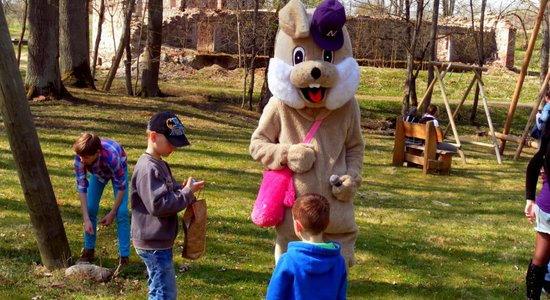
[[392, 118, 457, 175]]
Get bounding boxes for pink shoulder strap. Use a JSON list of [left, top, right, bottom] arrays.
[[303, 119, 323, 143]]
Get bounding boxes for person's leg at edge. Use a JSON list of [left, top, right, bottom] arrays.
[[84, 174, 106, 251], [136, 248, 177, 300], [113, 167, 130, 258], [527, 231, 550, 299]]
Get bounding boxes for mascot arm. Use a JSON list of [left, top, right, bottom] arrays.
[[250, 99, 291, 170], [332, 101, 364, 202]]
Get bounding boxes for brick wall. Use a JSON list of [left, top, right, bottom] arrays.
[[92, 0, 515, 69]]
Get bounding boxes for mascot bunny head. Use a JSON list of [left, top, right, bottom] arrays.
[[268, 0, 360, 111]]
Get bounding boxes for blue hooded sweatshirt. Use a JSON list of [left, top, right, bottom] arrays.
[[266, 241, 347, 300]]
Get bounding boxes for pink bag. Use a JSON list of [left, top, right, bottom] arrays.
[[251, 119, 323, 227]]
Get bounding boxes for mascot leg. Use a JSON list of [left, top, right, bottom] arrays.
[[274, 208, 298, 263], [324, 230, 358, 268]]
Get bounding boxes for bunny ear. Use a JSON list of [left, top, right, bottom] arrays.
[[278, 0, 310, 39]]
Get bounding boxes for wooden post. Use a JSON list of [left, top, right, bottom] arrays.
[[443, 75, 476, 137], [500, 0, 548, 154], [435, 66, 466, 163], [393, 118, 406, 166], [417, 63, 452, 111], [474, 71, 502, 164], [0, 5, 71, 269]]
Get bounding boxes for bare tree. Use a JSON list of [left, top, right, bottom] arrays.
[[16, 0, 27, 66], [468, 0, 486, 124], [243, 0, 260, 111], [442, 0, 455, 16], [258, 0, 287, 113], [91, 0, 105, 79], [103, 0, 136, 92], [401, 0, 426, 116], [423, 0, 439, 114], [60, 0, 95, 88], [0, 4, 71, 269], [25, 0, 68, 99], [140, 0, 163, 97], [506, 2, 538, 50]]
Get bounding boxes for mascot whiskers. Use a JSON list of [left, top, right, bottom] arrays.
[[250, 0, 364, 267]]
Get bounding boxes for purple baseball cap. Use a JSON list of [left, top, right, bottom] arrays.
[[310, 0, 347, 51]]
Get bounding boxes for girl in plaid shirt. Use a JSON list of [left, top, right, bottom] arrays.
[[73, 132, 129, 269]]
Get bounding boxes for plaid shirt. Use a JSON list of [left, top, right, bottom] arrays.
[[74, 139, 127, 193]]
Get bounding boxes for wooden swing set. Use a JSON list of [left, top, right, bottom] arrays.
[[416, 61, 503, 164], [417, 0, 550, 163], [496, 0, 548, 160]]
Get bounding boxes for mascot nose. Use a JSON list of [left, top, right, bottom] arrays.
[[310, 67, 321, 80]]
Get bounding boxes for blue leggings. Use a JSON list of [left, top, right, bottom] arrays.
[[84, 168, 130, 257]]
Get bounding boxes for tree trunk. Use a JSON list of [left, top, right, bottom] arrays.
[[424, 0, 439, 114], [402, 0, 411, 116], [0, 5, 71, 269], [140, 0, 163, 97], [103, 0, 136, 92], [92, 0, 105, 80], [60, 0, 95, 89], [402, 0, 423, 114], [17, 0, 28, 67], [26, 0, 68, 100], [125, 38, 133, 96], [246, 0, 259, 111], [469, 0, 486, 124], [258, 0, 287, 113], [258, 64, 271, 113]]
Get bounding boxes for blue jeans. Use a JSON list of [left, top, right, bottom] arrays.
[[136, 248, 177, 300], [84, 168, 130, 257]]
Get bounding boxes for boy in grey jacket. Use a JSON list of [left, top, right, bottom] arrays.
[[131, 111, 205, 300]]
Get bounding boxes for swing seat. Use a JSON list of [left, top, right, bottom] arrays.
[[392, 118, 457, 175]]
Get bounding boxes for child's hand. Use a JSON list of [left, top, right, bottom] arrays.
[[100, 211, 116, 227], [525, 200, 536, 224], [184, 177, 205, 193], [84, 219, 94, 235]]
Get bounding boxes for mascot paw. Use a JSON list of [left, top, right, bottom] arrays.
[[287, 143, 316, 173], [331, 175, 357, 202]]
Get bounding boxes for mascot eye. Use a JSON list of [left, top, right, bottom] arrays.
[[323, 50, 333, 63], [293, 47, 305, 65]]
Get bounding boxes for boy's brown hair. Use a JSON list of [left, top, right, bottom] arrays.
[[292, 193, 330, 235], [426, 104, 438, 116], [73, 133, 101, 156]]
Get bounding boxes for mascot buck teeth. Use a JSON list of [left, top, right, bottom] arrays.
[[250, 0, 364, 267]]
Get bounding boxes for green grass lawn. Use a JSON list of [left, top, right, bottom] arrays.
[[0, 64, 544, 299]]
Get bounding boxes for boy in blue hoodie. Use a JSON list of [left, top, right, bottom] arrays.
[[266, 193, 347, 300]]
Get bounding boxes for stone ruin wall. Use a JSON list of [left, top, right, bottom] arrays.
[[93, 1, 515, 70]]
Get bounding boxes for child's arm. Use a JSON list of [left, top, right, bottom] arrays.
[[101, 190, 124, 226], [79, 192, 94, 234], [136, 168, 196, 217], [265, 258, 291, 300], [540, 102, 550, 123], [74, 157, 93, 234]]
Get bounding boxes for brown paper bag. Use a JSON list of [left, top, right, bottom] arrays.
[[182, 199, 207, 260]]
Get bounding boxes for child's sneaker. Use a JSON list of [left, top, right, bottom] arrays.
[[77, 249, 95, 264], [118, 256, 129, 267]]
